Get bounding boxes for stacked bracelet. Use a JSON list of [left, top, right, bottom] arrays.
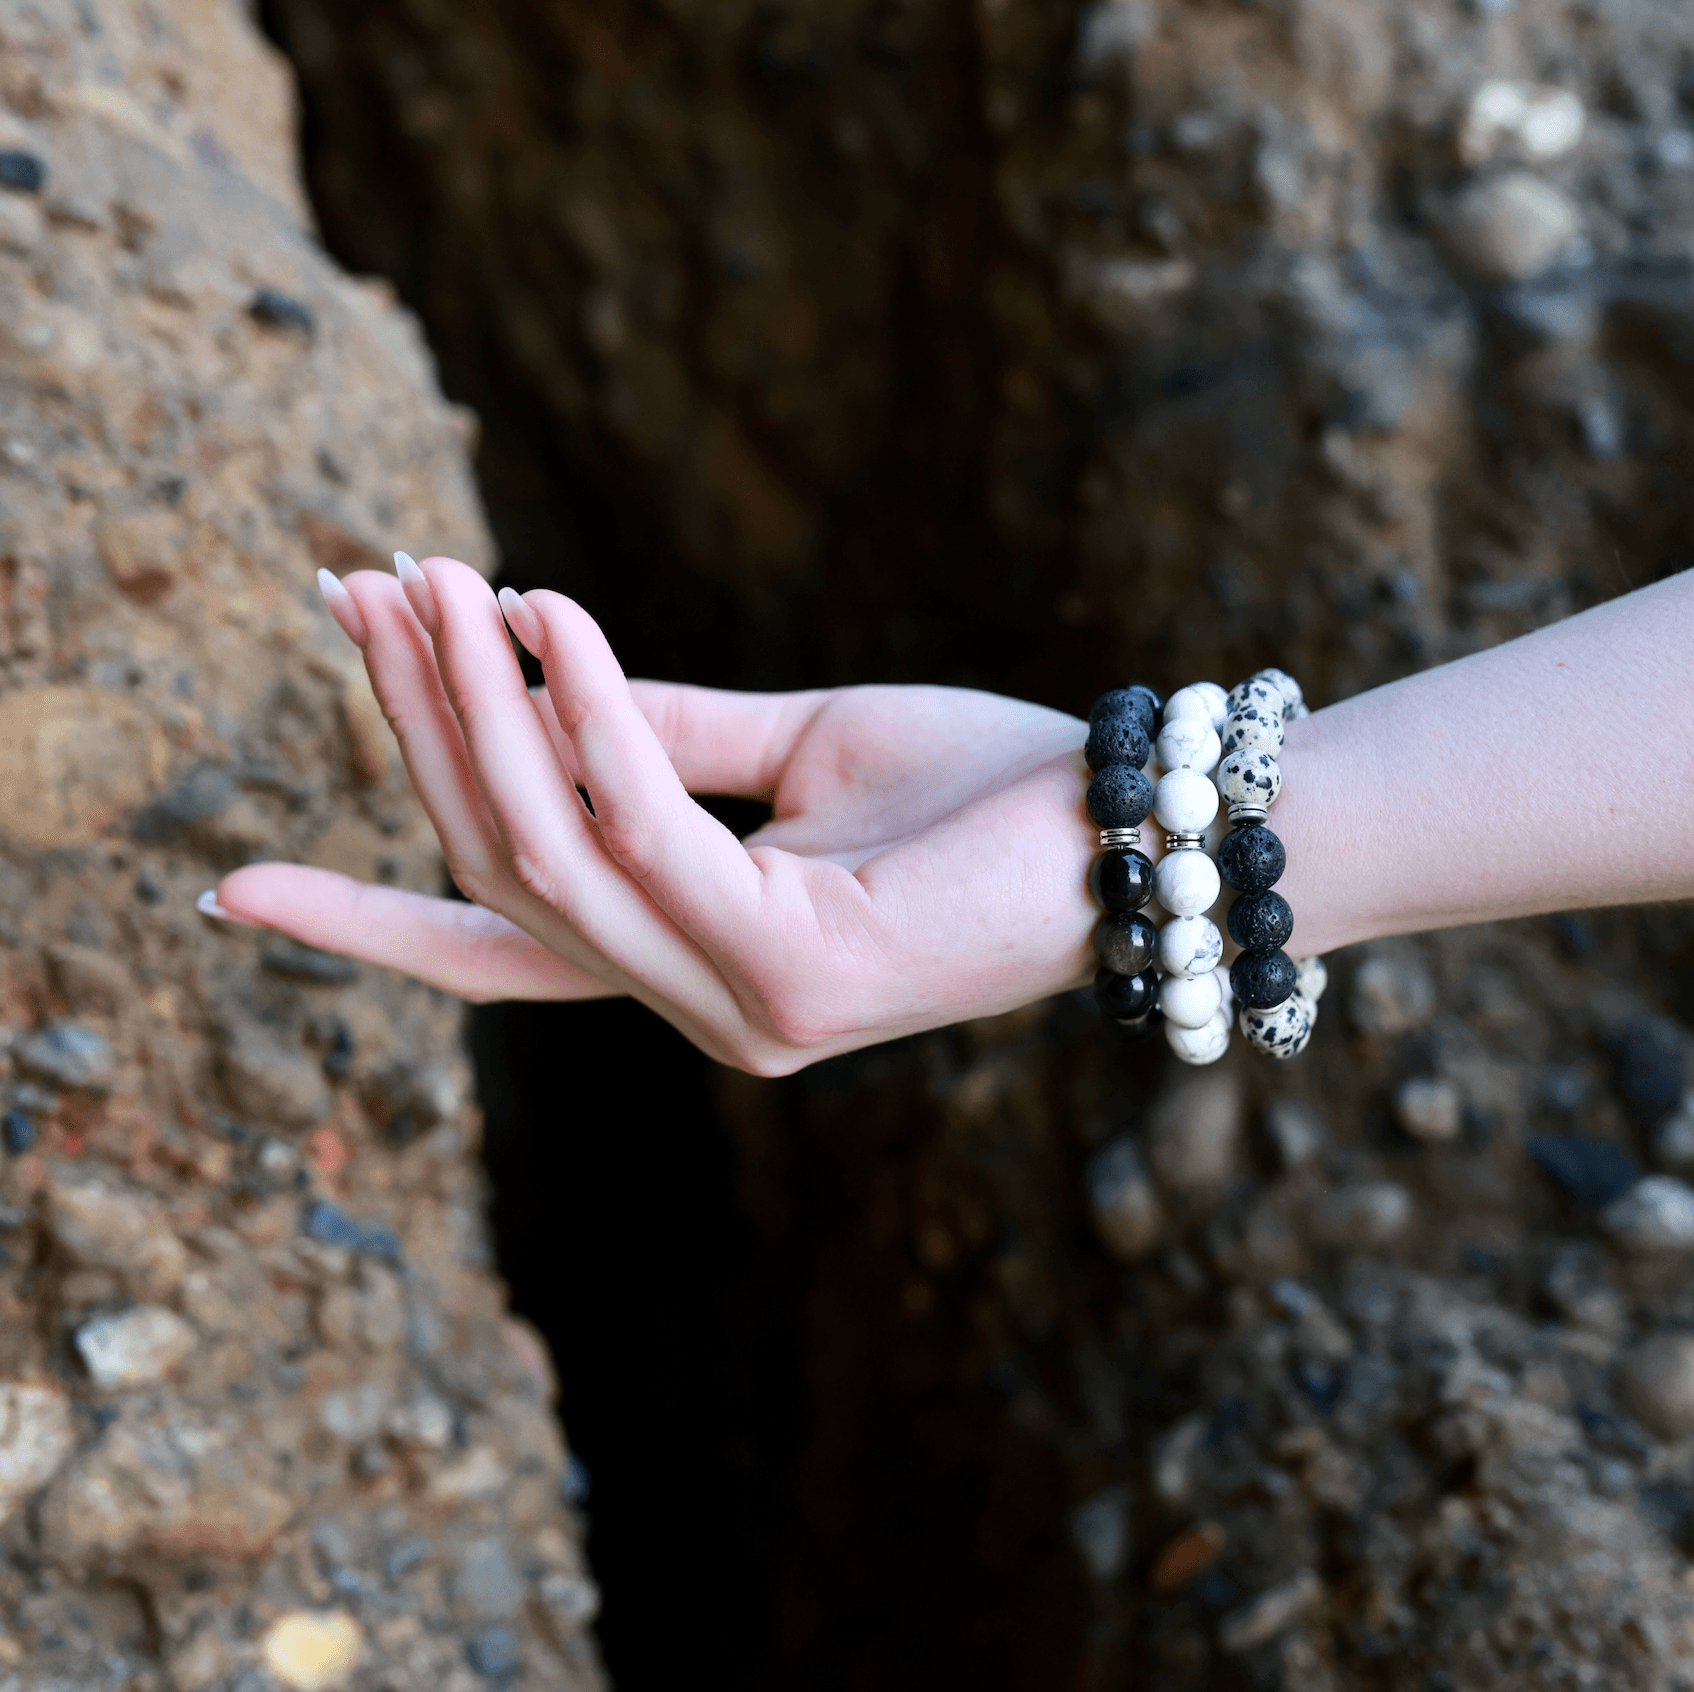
[[1085, 687, 1161, 1038], [1215, 670, 1325, 1060]]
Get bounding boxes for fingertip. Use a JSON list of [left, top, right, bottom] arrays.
[[316, 568, 369, 647], [197, 888, 264, 928], [393, 549, 441, 633], [498, 585, 546, 657]]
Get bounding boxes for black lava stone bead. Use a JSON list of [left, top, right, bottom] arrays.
[[1088, 684, 1160, 740], [1218, 824, 1286, 892], [1085, 764, 1153, 829], [1089, 848, 1154, 913], [1093, 911, 1157, 976], [1227, 890, 1294, 952], [1094, 966, 1157, 1022], [1229, 948, 1297, 1009], [1084, 714, 1150, 772]]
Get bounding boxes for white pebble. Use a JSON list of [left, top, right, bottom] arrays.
[[1153, 848, 1220, 917], [1253, 667, 1304, 720], [1239, 995, 1314, 1060], [1217, 748, 1281, 809], [1152, 768, 1220, 833], [1159, 970, 1222, 1029], [1166, 1008, 1231, 1065], [1154, 714, 1221, 775], [1218, 707, 1283, 756], [1157, 915, 1223, 978], [1293, 956, 1327, 1003], [1163, 683, 1225, 729]]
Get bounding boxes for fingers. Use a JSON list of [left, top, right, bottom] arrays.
[[625, 680, 828, 799], [214, 865, 616, 1003]]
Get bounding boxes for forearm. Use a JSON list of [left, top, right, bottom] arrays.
[[1276, 569, 1694, 958]]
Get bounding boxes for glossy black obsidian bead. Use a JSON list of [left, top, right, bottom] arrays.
[[1229, 948, 1297, 1009], [1088, 684, 1161, 740], [1218, 824, 1286, 893], [1227, 891, 1294, 952], [1089, 848, 1154, 913], [1094, 966, 1157, 1022], [1084, 714, 1150, 772], [1093, 911, 1157, 976], [1085, 764, 1153, 829], [1111, 1005, 1162, 1040]]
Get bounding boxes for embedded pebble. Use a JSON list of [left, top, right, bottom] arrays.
[[1445, 171, 1580, 281], [0, 1382, 75, 1524], [14, 1025, 113, 1093], [261, 1612, 363, 1691], [1152, 848, 1219, 917], [1458, 81, 1585, 167], [1151, 768, 1219, 833], [1309, 1181, 1412, 1247], [75, 1307, 197, 1388], [1218, 1568, 1322, 1653], [1600, 1176, 1694, 1253], [1263, 1098, 1325, 1169], [1618, 1334, 1694, 1441], [1158, 970, 1222, 1030], [1154, 713, 1220, 774], [1394, 1077, 1462, 1143], [1157, 915, 1223, 978], [1086, 1137, 1164, 1259], [1166, 1009, 1230, 1065], [1348, 943, 1435, 1035], [1069, 1487, 1129, 1583], [1215, 748, 1281, 810], [1146, 1072, 1243, 1194]]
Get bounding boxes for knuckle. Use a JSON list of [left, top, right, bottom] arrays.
[[596, 815, 661, 884], [508, 851, 564, 909]]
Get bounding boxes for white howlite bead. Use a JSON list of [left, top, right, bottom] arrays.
[[1167, 1008, 1231, 1065], [1239, 994, 1315, 1060], [1254, 667, 1304, 721], [1218, 705, 1284, 756], [1152, 848, 1220, 917], [1294, 956, 1328, 1003], [1152, 768, 1220, 833], [1163, 680, 1228, 730], [1159, 969, 1222, 1029], [1216, 748, 1282, 809], [1157, 915, 1223, 978], [1155, 715, 1221, 775]]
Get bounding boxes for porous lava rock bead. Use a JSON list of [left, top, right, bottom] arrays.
[[1226, 890, 1294, 952], [1167, 1008, 1231, 1065], [1090, 848, 1154, 913], [1086, 764, 1153, 829], [1230, 947, 1297, 1008], [1218, 825, 1285, 892], [1093, 911, 1157, 975], [1084, 714, 1150, 772], [1240, 995, 1314, 1059], [1094, 967, 1157, 1021], [1089, 686, 1160, 740], [1216, 748, 1281, 810]]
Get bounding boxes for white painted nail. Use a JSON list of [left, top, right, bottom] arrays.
[[316, 568, 367, 644], [394, 550, 423, 582], [496, 585, 543, 654], [393, 549, 440, 631], [196, 890, 262, 927]]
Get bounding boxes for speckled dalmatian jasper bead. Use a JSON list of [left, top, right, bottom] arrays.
[[1218, 703, 1284, 757], [1152, 848, 1220, 917], [1294, 955, 1328, 1003], [1154, 714, 1221, 775], [1156, 914, 1224, 978], [1167, 1008, 1232, 1065], [1225, 676, 1283, 725], [1152, 768, 1220, 834], [1253, 667, 1304, 721], [1158, 969, 1223, 1029], [1216, 748, 1281, 810], [1239, 994, 1314, 1059], [1164, 682, 1228, 730]]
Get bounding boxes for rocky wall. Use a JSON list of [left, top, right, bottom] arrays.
[[257, 0, 1694, 1689], [0, 3, 601, 1687]]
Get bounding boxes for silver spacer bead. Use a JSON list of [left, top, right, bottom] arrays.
[[1228, 803, 1269, 826], [1098, 827, 1142, 850], [1164, 832, 1207, 852]]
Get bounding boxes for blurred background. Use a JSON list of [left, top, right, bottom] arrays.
[[1, 0, 1693, 1687]]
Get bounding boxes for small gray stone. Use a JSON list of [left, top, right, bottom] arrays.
[[1263, 1099, 1324, 1171], [1601, 1177, 1694, 1253], [1309, 1182, 1412, 1249], [14, 1025, 113, 1093], [1654, 1091, 1694, 1172], [1348, 945, 1435, 1037], [537, 1570, 601, 1634], [221, 1030, 330, 1128], [1444, 172, 1580, 282], [1086, 1137, 1163, 1260], [466, 1626, 521, 1680], [1146, 1072, 1243, 1197], [75, 1306, 197, 1388], [1618, 1334, 1694, 1441], [317, 1382, 389, 1442], [1068, 1486, 1129, 1584], [1394, 1077, 1462, 1143], [1218, 1567, 1322, 1653], [452, 1537, 524, 1621]]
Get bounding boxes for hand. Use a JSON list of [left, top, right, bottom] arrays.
[[214, 556, 1099, 1074]]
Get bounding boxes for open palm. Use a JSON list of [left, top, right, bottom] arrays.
[[216, 558, 1101, 1074]]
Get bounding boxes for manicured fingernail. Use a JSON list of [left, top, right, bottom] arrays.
[[394, 550, 440, 633], [197, 890, 263, 927], [316, 568, 368, 646], [497, 586, 545, 656]]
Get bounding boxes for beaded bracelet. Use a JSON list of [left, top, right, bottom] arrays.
[[1085, 687, 1161, 1038], [1215, 670, 1325, 1060]]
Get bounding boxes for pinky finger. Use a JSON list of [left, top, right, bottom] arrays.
[[212, 864, 620, 1004]]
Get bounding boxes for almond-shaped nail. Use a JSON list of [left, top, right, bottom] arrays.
[[197, 890, 263, 927], [317, 567, 368, 646], [497, 585, 545, 656], [394, 550, 440, 633]]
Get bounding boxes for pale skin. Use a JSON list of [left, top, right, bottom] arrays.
[[208, 559, 1694, 1077]]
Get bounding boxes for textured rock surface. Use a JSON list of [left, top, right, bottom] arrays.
[[0, 2, 600, 1686], [246, 0, 1694, 1688]]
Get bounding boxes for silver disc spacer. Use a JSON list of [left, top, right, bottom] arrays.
[[1098, 827, 1141, 850], [1228, 803, 1269, 826], [1164, 831, 1207, 852]]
